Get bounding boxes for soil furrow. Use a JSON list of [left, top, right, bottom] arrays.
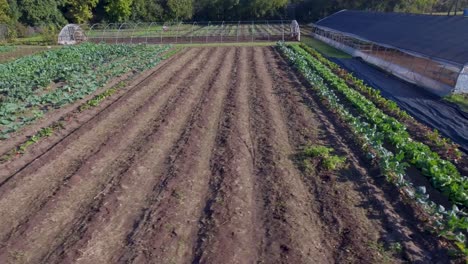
[[0, 48, 212, 264], [0, 46, 456, 264], [249, 47, 332, 263], [264, 47, 385, 262], [118, 47, 236, 264], [0, 48, 205, 246], [192, 47, 260, 264], [58, 47, 225, 264]]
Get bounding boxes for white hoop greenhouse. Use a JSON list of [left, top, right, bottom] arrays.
[[58, 21, 301, 46], [58, 24, 87, 45]]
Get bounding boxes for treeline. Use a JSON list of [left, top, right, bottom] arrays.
[[0, 0, 289, 27], [0, 0, 466, 28], [293, 0, 468, 21]]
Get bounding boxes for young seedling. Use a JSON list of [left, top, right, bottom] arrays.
[[322, 155, 347, 171], [302, 144, 347, 172], [303, 145, 333, 158]]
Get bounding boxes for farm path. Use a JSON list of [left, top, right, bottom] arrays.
[[0, 47, 451, 263]]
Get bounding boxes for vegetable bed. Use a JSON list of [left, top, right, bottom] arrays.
[[278, 42, 468, 256], [0, 43, 171, 139]]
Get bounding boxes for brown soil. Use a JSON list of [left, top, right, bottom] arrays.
[[0, 46, 456, 264]]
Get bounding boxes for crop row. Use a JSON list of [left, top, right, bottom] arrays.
[[0, 43, 171, 139], [288, 44, 467, 207], [0, 46, 15, 53], [1, 47, 183, 162], [277, 42, 468, 255], [298, 43, 463, 163]]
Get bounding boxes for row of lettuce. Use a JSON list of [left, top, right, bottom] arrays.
[[299, 44, 463, 163], [0, 46, 15, 53], [0, 43, 172, 140], [277, 42, 468, 255]]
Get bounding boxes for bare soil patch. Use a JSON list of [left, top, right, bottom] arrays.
[[0, 46, 455, 263]]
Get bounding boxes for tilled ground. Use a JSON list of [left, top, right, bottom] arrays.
[[0, 47, 453, 264]]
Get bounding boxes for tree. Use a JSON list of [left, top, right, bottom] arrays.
[[167, 0, 193, 20], [2, 0, 461, 27], [105, 0, 133, 22], [246, 0, 288, 18], [395, 0, 438, 13], [292, 0, 423, 22], [15, 0, 67, 26], [64, 0, 99, 23], [193, 0, 289, 20], [194, 0, 241, 20], [131, 0, 164, 21], [0, 0, 11, 24], [7, 0, 21, 22]]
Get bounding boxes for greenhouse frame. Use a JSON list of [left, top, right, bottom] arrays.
[[312, 10, 468, 95], [58, 21, 301, 46]]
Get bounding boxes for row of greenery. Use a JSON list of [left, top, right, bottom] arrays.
[[293, 0, 467, 21], [289, 44, 467, 207], [0, 45, 15, 53], [0, 43, 171, 139], [290, 44, 468, 208], [0, 0, 288, 28], [298, 43, 463, 162], [1, 77, 122, 162], [0, 47, 183, 162], [277, 42, 468, 256], [0, 0, 463, 29]]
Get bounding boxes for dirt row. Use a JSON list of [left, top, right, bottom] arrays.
[[0, 46, 453, 263]]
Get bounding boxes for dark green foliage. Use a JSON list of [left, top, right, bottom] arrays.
[[3, 0, 467, 31], [293, 0, 468, 22], [167, 0, 193, 20], [13, 0, 67, 26], [62, 0, 99, 23], [0, 0, 10, 24], [193, 0, 288, 20], [104, 0, 133, 22], [131, 0, 164, 22]]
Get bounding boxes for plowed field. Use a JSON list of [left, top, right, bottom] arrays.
[[0, 47, 451, 263]]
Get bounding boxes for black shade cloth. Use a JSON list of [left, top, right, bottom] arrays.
[[316, 10, 468, 66], [330, 57, 468, 153]]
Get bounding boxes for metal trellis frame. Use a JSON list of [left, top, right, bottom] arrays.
[[175, 21, 182, 43], [281, 20, 285, 42], [116, 23, 128, 44], [206, 21, 211, 43], [220, 21, 225, 42], [130, 22, 142, 44], [77, 20, 298, 45], [190, 21, 197, 44], [237, 21, 240, 42]]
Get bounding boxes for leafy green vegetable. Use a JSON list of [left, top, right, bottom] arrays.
[[278, 42, 468, 256], [289, 43, 467, 208], [0, 43, 172, 139]]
